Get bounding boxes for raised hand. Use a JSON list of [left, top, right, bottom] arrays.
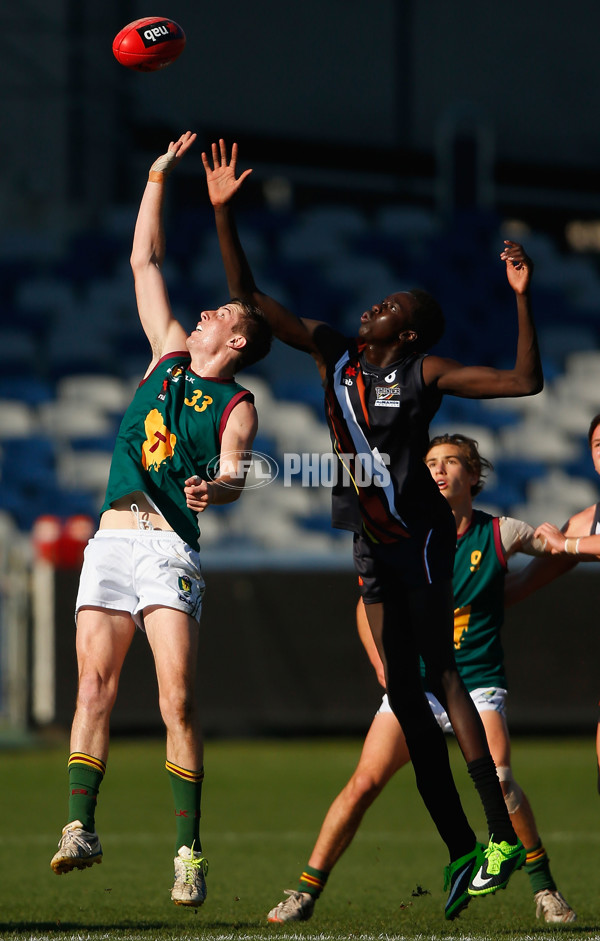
[[500, 240, 533, 295], [150, 130, 197, 178], [202, 139, 253, 208]]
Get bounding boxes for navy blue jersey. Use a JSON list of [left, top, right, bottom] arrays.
[[324, 340, 444, 542]]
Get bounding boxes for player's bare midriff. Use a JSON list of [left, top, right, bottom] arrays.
[[100, 491, 174, 531]]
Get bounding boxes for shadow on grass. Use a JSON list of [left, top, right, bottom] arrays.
[[0, 919, 261, 931], [486, 931, 594, 938]]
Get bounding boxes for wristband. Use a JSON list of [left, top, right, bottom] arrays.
[[148, 170, 164, 183], [565, 537, 580, 555]]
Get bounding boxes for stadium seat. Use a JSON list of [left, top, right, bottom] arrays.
[[57, 450, 114, 505], [538, 324, 598, 366], [429, 421, 499, 462], [38, 401, 115, 440], [44, 331, 115, 380], [0, 376, 54, 406], [0, 400, 38, 438], [2, 187, 600, 553], [499, 420, 583, 464], [56, 374, 132, 416], [526, 468, 598, 510]]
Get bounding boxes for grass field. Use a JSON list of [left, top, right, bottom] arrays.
[[0, 734, 597, 941]]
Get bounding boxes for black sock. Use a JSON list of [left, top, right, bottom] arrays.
[[467, 755, 516, 844], [405, 726, 476, 860]]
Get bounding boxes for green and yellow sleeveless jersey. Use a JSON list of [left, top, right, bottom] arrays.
[[100, 352, 252, 549], [451, 509, 507, 690], [420, 509, 543, 692]]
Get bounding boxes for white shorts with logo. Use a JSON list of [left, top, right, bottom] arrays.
[[377, 686, 507, 732], [75, 529, 205, 630]]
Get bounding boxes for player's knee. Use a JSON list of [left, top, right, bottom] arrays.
[[347, 767, 385, 807], [76, 669, 119, 715], [496, 765, 523, 814], [158, 689, 196, 731]]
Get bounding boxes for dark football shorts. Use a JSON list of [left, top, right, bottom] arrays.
[[353, 510, 455, 604]]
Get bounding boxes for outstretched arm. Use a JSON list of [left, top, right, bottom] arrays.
[[534, 524, 600, 558], [499, 514, 577, 605], [203, 139, 344, 378], [533, 501, 600, 558], [505, 502, 595, 605], [130, 131, 196, 374], [504, 554, 577, 606], [423, 241, 543, 398]]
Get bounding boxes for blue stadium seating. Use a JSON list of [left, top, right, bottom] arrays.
[[1, 199, 598, 547]]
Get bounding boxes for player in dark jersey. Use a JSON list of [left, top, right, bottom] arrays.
[[204, 140, 543, 917], [50, 132, 272, 906], [266, 433, 575, 925]]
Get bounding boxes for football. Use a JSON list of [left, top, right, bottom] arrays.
[[112, 16, 186, 71]]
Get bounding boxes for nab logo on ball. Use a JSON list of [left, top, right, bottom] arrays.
[[137, 20, 181, 47], [112, 16, 186, 72]]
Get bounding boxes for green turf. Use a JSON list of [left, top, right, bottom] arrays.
[[0, 735, 596, 940]]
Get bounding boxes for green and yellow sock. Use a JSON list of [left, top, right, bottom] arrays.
[[524, 840, 556, 894], [67, 752, 106, 832], [297, 865, 329, 898], [166, 760, 204, 855]]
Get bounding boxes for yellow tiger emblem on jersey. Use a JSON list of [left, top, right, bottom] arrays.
[[141, 408, 177, 471], [454, 603, 471, 649]]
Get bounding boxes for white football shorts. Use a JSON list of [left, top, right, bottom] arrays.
[[75, 529, 205, 630], [377, 686, 507, 732]]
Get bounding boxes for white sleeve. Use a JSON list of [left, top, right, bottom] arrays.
[[498, 516, 547, 558]]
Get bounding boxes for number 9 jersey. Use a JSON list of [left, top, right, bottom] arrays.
[[440, 508, 542, 692]]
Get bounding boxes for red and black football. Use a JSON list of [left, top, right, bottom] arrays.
[[112, 16, 186, 72]]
